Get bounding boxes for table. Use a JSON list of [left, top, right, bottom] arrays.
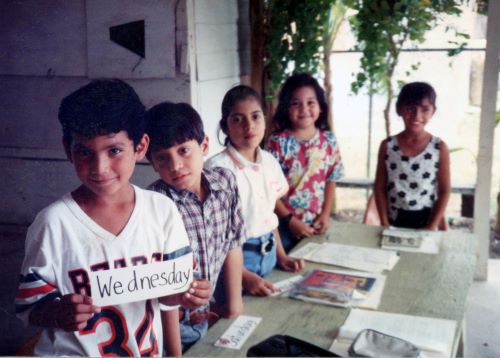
[[186, 221, 476, 357]]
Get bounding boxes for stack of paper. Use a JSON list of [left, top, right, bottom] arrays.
[[288, 269, 386, 309], [290, 242, 400, 273], [381, 227, 442, 254], [330, 309, 457, 358]]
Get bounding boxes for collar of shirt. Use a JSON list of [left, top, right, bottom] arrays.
[[157, 168, 231, 204], [284, 128, 321, 146], [226, 143, 262, 171]]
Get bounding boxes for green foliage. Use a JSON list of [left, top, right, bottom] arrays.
[[344, 0, 466, 96], [264, 0, 336, 98]]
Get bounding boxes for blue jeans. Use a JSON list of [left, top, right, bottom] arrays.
[[179, 307, 209, 352], [243, 232, 277, 277], [213, 232, 277, 305]]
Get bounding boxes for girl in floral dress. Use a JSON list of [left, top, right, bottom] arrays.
[[267, 73, 344, 252]]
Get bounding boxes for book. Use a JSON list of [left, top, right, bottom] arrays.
[[381, 227, 442, 254], [381, 234, 422, 249], [289, 269, 376, 307]]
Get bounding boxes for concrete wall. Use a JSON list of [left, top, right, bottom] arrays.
[[0, 1, 190, 225]]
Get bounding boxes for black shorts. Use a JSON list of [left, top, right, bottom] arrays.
[[389, 207, 432, 229]]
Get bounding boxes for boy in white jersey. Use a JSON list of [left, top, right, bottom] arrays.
[[15, 79, 210, 356]]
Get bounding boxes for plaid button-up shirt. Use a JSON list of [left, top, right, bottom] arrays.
[[148, 167, 246, 289]]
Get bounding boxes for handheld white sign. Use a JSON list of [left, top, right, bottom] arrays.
[[90, 253, 193, 306]]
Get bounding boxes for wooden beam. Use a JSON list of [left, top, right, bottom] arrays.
[[186, 0, 198, 109], [473, 0, 500, 281]]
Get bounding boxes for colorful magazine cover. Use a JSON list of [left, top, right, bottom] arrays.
[[290, 270, 376, 307]]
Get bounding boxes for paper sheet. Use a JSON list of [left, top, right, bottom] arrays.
[[214, 315, 262, 350], [291, 242, 400, 273], [330, 309, 456, 358]]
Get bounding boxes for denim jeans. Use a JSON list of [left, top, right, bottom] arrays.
[[213, 231, 277, 306], [243, 231, 277, 276], [179, 307, 209, 352]]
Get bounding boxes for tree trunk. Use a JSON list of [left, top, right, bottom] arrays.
[[250, 0, 265, 98], [383, 65, 395, 137], [383, 85, 392, 137]]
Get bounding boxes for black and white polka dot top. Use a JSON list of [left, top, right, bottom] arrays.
[[385, 135, 441, 221]]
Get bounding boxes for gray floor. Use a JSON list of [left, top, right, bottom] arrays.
[[1, 225, 499, 356], [465, 259, 500, 358]]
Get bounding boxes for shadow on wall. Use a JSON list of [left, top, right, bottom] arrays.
[[0, 225, 39, 355]]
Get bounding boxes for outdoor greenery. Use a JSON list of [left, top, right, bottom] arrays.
[[344, 0, 469, 136], [260, 0, 474, 136], [264, 0, 335, 98]]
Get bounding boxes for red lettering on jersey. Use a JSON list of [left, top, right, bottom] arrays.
[[68, 269, 91, 296]]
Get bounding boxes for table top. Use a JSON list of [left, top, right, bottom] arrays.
[[186, 221, 476, 357]]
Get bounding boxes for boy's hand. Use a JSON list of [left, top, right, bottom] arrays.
[[312, 214, 329, 235], [278, 255, 305, 273], [179, 278, 211, 310], [243, 272, 277, 296], [289, 217, 315, 239], [54, 294, 100, 331]]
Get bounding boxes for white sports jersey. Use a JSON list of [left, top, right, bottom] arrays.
[[206, 144, 289, 238], [15, 185, 191, 357]]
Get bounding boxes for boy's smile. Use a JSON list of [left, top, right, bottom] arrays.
[[150, 137, 209, 199], [65, 131, 148, 199]]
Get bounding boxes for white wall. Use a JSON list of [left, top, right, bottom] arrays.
[[189, 0, 242, 156]]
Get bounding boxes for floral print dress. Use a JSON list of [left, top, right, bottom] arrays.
[[267, 129, 344, 224]]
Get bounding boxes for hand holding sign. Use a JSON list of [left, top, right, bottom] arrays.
[[55, 294, 101, 331], [180, 278, 211, 309], [159, 278, 212, 308], [30, 294, 101, 331]]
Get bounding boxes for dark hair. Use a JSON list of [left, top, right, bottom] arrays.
[[272, 73, 330, 132], [145, 102, 205, 160], [396, 82, 437, 115], [219, 85, 263, 146], [58, 79, 145, 147]]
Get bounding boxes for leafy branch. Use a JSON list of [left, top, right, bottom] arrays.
[[343, 0, 468, 136]]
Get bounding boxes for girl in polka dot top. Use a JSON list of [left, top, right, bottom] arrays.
[[373, 82, 451, 230]]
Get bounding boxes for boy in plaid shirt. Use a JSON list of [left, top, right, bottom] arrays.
[[145, 102, 245, 351]]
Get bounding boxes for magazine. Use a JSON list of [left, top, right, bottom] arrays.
[[289, 269, 376, 307]]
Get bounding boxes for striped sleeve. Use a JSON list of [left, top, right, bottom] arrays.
[[15, 271, 61, 316], [15, 226, 61, 325]]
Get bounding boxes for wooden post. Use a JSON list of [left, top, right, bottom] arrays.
[[249, 0, 265, 98], [186, 0, 198, 109], [473, 0, 500, 281]]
